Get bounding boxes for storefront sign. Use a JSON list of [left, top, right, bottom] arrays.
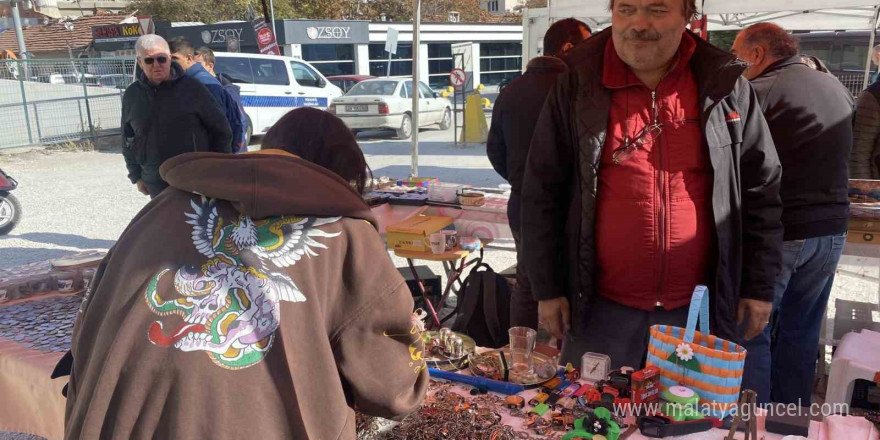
[[280, 20, 369, 45], [306, 26, 352, 40], [92, 23, 143, 43], [251, 18, 280, 56], [200, 28, 244, 45]]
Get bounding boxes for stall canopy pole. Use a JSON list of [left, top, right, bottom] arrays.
[[863, 4, 880, 90], [411, 0, 421, 178]]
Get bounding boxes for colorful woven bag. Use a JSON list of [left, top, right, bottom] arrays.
[[645, 285, 747, 419]]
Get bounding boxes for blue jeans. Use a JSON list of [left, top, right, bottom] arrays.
[[740, 233, 846, 405]]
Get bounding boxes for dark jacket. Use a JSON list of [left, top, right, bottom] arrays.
[[66, 151, 428, 440], [184, 62, 242, 153], [852, 81, 880, 179], [749, 55, 852, 241], [219, 73, 249, 152], [488, 56, 568, 232], [522, 29, 783, 341], [122, 62, 233, 194]]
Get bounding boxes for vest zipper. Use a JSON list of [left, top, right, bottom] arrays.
[[651, 89, 667, 309]]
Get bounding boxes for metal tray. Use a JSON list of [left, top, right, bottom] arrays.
[[468, 347, 557, 387], [424, 330, 475, 371]]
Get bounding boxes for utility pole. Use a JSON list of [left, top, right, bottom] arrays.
[[411, 0, 421, 177], [10, 0, 28, 60]]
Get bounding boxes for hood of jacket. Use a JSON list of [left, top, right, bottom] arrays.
[[526, 56, 568, 73], [159, 150, 377, 227]]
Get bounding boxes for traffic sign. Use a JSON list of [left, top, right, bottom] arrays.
[[450, 68, 467, 87], [385, 28, 399, 55]]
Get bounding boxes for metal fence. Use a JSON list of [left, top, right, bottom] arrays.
[[836, 72, 868, 98], [0, 58, 136, 150]]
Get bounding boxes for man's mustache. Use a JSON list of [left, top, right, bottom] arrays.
[[624, 29, 661, 41]]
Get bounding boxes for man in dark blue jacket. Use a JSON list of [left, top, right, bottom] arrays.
[[169, 38, 241, 153], [196, 47, 249, 152], [487, 18, 591, 330]]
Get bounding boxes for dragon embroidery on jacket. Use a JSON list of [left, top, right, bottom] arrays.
[[144, 197, 340, 370]]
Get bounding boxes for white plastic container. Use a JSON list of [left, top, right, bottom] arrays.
[[428, 182, 466, 203]]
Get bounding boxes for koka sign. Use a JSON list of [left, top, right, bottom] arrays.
[[306, 26, 352, 40]]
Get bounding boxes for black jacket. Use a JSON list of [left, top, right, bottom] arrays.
[[749, 56, 852, 241], [487, 56, 568, 231], [122, 62, 233, 192], [488, 56, 568, 192], [522, 29, 783, 341]]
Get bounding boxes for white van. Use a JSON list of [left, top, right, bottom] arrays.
[[213, 52, 343, 140]]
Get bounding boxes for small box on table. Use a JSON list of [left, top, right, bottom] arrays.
[[387, 215, 453, 252]]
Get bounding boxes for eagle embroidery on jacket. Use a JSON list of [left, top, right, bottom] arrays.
[[144, 197, 340, 370]]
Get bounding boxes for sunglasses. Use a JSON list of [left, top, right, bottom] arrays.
[[142, 56, 168, 65], [612, 123, 663, 165]]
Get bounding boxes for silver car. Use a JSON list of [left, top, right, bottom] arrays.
[[329, 78, 452, 140]]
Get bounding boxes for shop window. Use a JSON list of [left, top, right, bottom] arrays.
[[369, 43, 413, 60], [310, 62, 355, 77], [369, 61, 413, 77], [429, 75, 451, 88], [302, 44, 355, 62], [428, 44, 452, 59], [481, 43, 522, 57], [251, 59, 289, 86], [214, 57, 254, 84]]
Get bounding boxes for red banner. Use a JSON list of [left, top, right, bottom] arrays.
[[251, 18, 280, 56]]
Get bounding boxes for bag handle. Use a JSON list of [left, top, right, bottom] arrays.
[[683, 285, 710, 343]]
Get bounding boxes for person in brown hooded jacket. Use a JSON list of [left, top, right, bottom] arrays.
[[64, 107, 429, 439]]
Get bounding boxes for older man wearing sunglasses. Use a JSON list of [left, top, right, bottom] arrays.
[[122, 34, 232, 198]]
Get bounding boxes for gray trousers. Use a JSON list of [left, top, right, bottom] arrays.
[[560, 295, 689, 370]]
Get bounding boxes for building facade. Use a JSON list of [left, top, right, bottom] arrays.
[[149, 19, 523, 89]]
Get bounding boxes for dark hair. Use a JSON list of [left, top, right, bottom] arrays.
[[742, 23, 799, 59], [543, 18, 592, 57], [168, 37, 195, 57], [195, 47, 214, 65], [608, 0, 698, 21], [261, 108, 370, 194]]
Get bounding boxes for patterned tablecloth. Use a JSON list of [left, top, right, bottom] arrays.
[[356, 375, 828, 440], [371, 196, 513, 244]]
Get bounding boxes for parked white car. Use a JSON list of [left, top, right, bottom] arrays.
[[213, 52, 343, 141], [329, 78, 452, 140]]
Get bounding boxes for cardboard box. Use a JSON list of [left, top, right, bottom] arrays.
[[849, 218, 880, 233], [387, 215, 453, 252]]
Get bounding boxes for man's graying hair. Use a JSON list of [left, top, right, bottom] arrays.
[[607, 0, 698, 21], [741, 23, 799, 59], [135, 34, 169, 57]]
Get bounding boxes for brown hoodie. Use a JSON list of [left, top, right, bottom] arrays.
[[65, 152, 428, 440]]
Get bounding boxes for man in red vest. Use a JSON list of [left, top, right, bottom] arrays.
[[522, 0, 783, 368]]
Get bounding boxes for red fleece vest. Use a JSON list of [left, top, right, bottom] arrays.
[[596, 33, 715, 311]]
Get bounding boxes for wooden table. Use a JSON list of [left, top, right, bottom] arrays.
[[394, 245, 485, 329]]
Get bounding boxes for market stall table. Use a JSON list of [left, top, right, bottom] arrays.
[[394, 245, 485, 328]]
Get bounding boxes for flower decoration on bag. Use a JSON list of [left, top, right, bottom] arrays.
[[675, 343, 694, 361], [561, 407, 621, 440], [667, 342, 701, 373]]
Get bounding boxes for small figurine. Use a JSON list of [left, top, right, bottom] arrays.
[[505, 395, 525, 409], [529, 392, 549, 407]]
